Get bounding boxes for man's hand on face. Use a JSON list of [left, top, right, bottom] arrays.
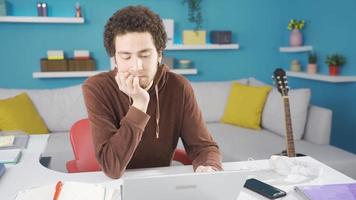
[[195, 165, 216, 173], [115, 71, 150, 113]]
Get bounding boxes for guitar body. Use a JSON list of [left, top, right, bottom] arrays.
[[273, 68, 305, 157]]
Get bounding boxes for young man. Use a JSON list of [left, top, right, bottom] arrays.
[[82, 5, 222, 179]]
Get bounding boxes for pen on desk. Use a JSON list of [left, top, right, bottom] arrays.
[[53, 181, 63, 200]]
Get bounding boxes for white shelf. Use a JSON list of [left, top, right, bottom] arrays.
[[0, 16, 84, 23], [33, 68, 198, 78], [33, 71, 105, 78], [171, 68, 198, 75], [287, 71, 356, 83], [279, 46, 313, 53], [166, 44, 239, 50]]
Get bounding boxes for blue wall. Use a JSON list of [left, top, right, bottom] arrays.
[[1, 0, 356, 154]]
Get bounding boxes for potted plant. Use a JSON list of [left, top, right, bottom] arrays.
[[181, 0, 206, 45], [287, 19, 305, 47], [307, 52, 317, 74], [182, 0, 203, 31], [325, 53, 346, 76]]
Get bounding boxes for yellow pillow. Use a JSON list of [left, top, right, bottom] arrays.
[[0, 92, 49, 134], [221, 82, 272, 129]]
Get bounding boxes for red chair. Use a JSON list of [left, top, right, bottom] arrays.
[[66, 119, 192, 173], [66, 119, 101, 173]]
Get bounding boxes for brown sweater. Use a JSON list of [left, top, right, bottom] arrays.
[[82, 65, 222, 179]]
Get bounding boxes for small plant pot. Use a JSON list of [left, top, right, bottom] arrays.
[[290, 59, 301, 72], [289, 29, 303, 47], [307, 63, 317, 74], [329, 65, 340, 76]]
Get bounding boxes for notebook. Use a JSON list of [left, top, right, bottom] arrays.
[[15, 181, 119, 200], [122, 170, 249, 200], [0, 148, 22, 164], [0, 163, 5, 177], [0, 131, 29, 149], [295, 182, 356, 200]]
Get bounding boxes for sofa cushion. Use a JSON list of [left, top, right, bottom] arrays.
[[191, 79, 248, 122], [262, 89, 311, 140], [0, 93, 49, 134], [0, 85, 87, 132], [248, 78, 311, 140], [221, 82, 272, 129]]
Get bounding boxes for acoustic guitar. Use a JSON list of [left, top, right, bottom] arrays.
[[272, 68, 304, 157]]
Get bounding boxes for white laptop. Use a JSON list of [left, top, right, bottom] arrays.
[[122, 170, 248, 200]]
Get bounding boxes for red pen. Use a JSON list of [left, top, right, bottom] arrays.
[[53, 181, 63, 200]]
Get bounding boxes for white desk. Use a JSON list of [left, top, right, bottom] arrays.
[[1, 135, 354, 200]]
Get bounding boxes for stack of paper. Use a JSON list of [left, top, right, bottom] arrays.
[[0, 131, 29, 149], [15, 181, 119, 200], [0, 149, 22, 164]]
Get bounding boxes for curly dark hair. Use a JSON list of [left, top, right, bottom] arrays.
[[104, 5, 167, 57]]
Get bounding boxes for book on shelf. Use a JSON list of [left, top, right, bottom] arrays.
[[295, 182, 356, 200], [0, 148, 22, 164], [15, 181, 120, 200]]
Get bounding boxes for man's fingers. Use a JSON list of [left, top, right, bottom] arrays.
[[195, 166, 215, 173], [133, 76, 140, 93], [126, 75, 134, 92]]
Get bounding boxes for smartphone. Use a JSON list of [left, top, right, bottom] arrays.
[[244, 178, 287, 199]]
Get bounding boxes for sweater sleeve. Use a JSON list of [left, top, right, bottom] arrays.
[[82, 83, 150, 179], [180, 82, 223, 171]]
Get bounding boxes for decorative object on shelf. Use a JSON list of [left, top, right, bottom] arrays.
[[290, 59, 301, 72], [41, 3, 48, 16], [74, 50, 90, 60], [75, 2, 82, 18], [183, 30, 206, 45], [163, 19, 174, 45], [47, 50, 64, 60], [41, 59, 68, 72], [68, 59, 95, 71], [42, 50, 67, 71], [162, 57, 174, 68], [325, 53, 346, 76], [0, 0, 7, 16], [210, 31, 232, 44], [287, 19, 305, 47], [178, 59, 193, 69], [181, 0, 203, 31], [307, 52, 317, 74], [37, 2, 42, 16], [70, 50, 95, 71]]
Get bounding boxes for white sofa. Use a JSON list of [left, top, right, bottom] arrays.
[[1, 78, 356, 179]]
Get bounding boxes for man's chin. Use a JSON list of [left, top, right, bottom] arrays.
[[139, 78, 153, 90]]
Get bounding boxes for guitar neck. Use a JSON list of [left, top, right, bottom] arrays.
[[283, 96, 296, 157]]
